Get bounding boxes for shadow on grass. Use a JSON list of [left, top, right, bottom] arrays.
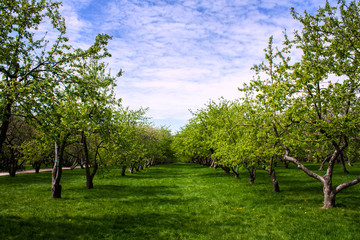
[[65, 184, 180, 200], [0, 212, 194, 240], [125, 165, 202, 179], [0, 168, 86, 186], [0, 172, 51, 186]]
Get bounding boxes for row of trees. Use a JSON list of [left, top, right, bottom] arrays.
[[0, 0, 174, 198], [173, 0, 360, 209]]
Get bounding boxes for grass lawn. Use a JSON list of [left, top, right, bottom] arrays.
[[0, 162, 359, 240]]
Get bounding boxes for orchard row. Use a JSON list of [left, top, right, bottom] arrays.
[[172, 0, 360, 209]]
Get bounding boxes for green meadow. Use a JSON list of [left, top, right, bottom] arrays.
[[0, 163, 359, 240]]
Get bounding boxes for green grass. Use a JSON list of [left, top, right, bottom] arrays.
[[0, 162, 359, 240]]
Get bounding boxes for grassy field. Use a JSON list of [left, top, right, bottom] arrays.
[[0, 162, 359, 240]]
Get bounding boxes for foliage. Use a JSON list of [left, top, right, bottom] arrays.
[[0, 0, 175, 199], [175, 0, 360, 207]]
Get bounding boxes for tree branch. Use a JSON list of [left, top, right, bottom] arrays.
[[273, 122, 325, 183], [335, 176, 360, 195]]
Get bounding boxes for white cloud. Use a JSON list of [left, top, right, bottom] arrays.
[[60, 0, 339, 132]]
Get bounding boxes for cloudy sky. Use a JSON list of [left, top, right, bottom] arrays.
[[59, 0, 338, 132]]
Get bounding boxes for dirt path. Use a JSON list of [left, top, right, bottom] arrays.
[[0, 167, 80, 176]]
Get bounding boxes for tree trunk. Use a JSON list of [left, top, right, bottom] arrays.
[[283, 160, 289, 169], [210, 159, 215, 168], [276, 130, 359, 208], [318, 154, 331, 171], [86, 179, 93, 189], [9, 165, 16, 177], [346, 154, 352, 167], [231, 166, 239, 178], [129, 164, 134, 174], [7, 147, 17, 177], [339, 153, 349, 174], [0, 101, 12, 154], [121, 165, 126, 176], [262, 158, 280, 193], [322, 180, 336, 209], [52, 139, 66, 199], [270, 169, 280, 193], [90, 163, 98, 184], [82, 132, 94, 189], [33, 161, 41, 173], [221, 166, 230, 174], [247, 166, 256, 184]]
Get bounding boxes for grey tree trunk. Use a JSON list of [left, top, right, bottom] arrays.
[[322, 179, 336, 209], [52, 141, 64, 198], [82, 133, 95, 189], [51, 137, 68, 199], [270, 169, 280, 193]]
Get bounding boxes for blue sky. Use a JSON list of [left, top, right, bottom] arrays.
[[59, 0, 338, 133]]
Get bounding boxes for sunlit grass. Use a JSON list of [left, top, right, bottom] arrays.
[[0, 162, 359, 239]]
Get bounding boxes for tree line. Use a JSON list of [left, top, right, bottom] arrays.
[[0, 0, 174, 198], [172, 0, 360, 209]]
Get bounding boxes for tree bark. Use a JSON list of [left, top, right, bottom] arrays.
[[270, 169, 280, 193], [51, 138, 67, 199], [82, 132, 94, 189], [52, 141, 62, 198], [322, 179, 336, 209]]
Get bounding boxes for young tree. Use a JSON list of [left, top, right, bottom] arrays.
[[70, 57, 119, 189], [104, 106, 148, 176]]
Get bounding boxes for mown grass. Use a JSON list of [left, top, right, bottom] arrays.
[[0, 162, 359, 240]]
